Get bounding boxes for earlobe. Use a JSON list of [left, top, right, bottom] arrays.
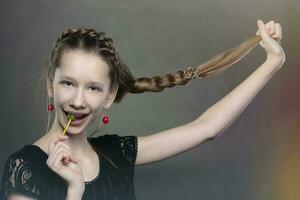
[[103, 99, 113, 110]]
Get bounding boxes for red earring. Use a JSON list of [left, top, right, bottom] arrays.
[[47, 104, 54, 112], [102, 108, 109, 125], [102, 115, 109, 125]]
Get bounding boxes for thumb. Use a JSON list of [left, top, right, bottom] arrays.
[[257, 20, 270, 41]]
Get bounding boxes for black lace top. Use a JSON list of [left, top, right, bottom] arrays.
[[0, 134, 138, 200]]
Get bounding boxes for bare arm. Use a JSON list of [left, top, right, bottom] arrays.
[[136, 60, 279, 165], [193, 59, 279, 138], [135, 20, 285, 166]]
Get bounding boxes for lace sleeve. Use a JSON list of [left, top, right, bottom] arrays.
[[119, 136, 138, 168], [0, 155, 40, 199]]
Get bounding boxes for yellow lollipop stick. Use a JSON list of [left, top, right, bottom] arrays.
[[62, 114, 76, 136]]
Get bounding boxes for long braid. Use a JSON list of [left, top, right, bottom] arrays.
[[130, 35, 261, 93]]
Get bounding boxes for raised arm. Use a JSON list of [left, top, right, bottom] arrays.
[[135, 19, 285, 166]]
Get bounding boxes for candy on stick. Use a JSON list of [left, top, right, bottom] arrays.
[[62, 114, 76, 136]]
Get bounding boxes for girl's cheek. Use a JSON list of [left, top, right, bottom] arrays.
[[55, 90, 73, 103]]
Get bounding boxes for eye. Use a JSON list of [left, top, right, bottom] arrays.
[[89, 86, 102, 92], [61, 80, 74, 87]]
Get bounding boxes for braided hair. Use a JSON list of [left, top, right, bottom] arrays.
[[45, 26, 262, 103]]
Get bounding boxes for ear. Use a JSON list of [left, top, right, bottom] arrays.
[[103, 84, 118, 109], [46, 72, 54, 98]]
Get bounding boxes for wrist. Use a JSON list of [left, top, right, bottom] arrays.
[[265, 54, 285, 70], [66, 185, 85, 200]]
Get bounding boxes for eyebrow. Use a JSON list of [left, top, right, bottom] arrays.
[[60, 75, 104, 87]]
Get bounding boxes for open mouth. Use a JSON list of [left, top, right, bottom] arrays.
[[63, 111, 89, 126]]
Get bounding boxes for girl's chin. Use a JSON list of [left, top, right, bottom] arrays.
[[63, 125, 88, 134], [63, 119, 92, 134]]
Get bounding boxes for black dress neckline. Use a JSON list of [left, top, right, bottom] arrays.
[[24, 137, 102, 185]]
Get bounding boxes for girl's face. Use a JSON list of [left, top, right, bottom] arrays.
[[48, 50, 118, 135]]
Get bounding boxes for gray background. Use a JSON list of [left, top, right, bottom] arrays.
[[1, 0, 299, 199]]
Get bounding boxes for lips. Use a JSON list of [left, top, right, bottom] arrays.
[[63, 110, 89, 126]]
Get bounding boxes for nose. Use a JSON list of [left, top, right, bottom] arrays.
[[70, 88, 87, 109]]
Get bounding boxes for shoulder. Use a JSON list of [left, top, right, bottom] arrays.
[[89, 134, 138, 168], [3, 145, 43, 171], [0, 146, 42, 199], [2, 146, 36, 172]]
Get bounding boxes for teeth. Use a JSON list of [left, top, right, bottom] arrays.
[[64, 111, 87, 120]]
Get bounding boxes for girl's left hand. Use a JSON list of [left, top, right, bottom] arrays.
[[256, 19, 286, 69]]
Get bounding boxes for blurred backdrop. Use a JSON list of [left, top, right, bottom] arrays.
[[0, 0, 299, 199]]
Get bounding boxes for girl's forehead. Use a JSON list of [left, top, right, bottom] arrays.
[[58, 50, 110, 81]]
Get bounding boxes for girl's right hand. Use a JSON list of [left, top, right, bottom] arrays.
[[46, 135, 85, 193], [255, 19, 286, 69]]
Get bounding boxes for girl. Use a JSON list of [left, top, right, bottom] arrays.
[[0, 19, 285, 200]]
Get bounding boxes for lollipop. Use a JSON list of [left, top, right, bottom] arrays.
[[62, 114, 76, 136]]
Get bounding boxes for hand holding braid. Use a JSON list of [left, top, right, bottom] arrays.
[[132, 20, 285, 94]]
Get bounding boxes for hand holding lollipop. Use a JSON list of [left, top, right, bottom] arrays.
[[46, 113, 85, 196], [46, 134, 85, 196]]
